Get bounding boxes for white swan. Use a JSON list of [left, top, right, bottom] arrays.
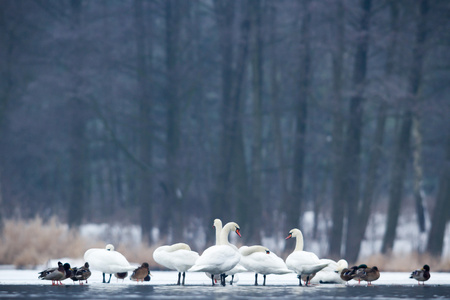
[[84, 244, 135, 283], [239, 245, 292, 286], [311, 259, 349, 284], [285, 228, 329, 286], [206, 219, 247, 285], [189, 221, 242, 286], [153, 243, 199, 285]]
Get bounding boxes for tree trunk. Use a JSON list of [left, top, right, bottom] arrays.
[[163, 0, 184, 241], [289, 0, 311, 230], [268, 3, 289, 236], [343, 0, 372, 258], [0, 1, 15, 230], [246, 0, 264, 243], [134, 0, 153, 243], [412, 117, 426, 233], [211, 0, 236, 223], [381, 0, 429, 253], [426, 134, 450, 256], [67, 0, 86, 228], [329, 0, 345, 259], [349, 0, 399, 262], [231, 1, 251, 235]]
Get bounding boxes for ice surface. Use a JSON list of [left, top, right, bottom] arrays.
[[0, 269, 448, 286]]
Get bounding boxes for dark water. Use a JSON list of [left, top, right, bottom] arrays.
[[1, 284, 449, 299]]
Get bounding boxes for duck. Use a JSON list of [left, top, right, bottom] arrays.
[[353, 264, 368, 284], [153, 242, 199, 285], [312, 259, 349, 284], [84, 244, 136, 283], [189, 221, 242, 286], [340, 266, 358, 284], [130, 262, 151, 282], [285, 228, 329, 286], [38, 261, 72, 285], [239, 245, 292, 286], [410, 264, 430, 285], [70, 262, 91, 285], [357, 265, 380, 285], [114, 272, 128, 282]]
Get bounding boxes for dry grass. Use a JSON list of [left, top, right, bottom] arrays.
[[0, 217, 89, 268], [0, 217, 162, 269], [357, 252, 450, 272], [115, 242, 161, 269]]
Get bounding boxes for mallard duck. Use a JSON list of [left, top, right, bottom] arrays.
[[130, 262, 151, 282], [358, 266, 380, 286], [114, 272, 128, 282], [410, 264, 430, 285], [38, 261, 72, 285], [353, 264, 368, 284], [71, 262, 91, 285], [340, 266, 358, 284]]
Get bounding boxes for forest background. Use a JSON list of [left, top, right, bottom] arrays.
[[0, 0, 449, 270]]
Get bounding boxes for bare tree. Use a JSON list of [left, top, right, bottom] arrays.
[[382, 0, 429, 254]]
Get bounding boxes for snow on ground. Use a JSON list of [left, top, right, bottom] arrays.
[[0, 269, 448, 286]]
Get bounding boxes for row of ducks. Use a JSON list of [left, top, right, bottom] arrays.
[[38, 218, 432, 286], [38, 259, 151, 285]]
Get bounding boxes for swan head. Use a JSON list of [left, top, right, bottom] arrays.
[[106, 244, 115, 251], [337, 259, 348, 269], [234, 224, 241, 237], [285, 228, 302, 240], [213, 219, 222, 229]]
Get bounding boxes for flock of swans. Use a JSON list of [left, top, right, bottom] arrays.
[[38, 218, 432, 286], [153, 219, 351, 286]]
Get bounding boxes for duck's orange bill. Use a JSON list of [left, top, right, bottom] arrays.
[[285, 234, 292, 240], [236, 228, 242, 237]]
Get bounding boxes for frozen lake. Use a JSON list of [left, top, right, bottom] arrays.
[[1, 269, 449, 299]]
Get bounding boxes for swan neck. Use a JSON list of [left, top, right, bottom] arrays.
[[219, 223, 234, 245], [294, 232, 304, 251], [215, 223, 223, 245]]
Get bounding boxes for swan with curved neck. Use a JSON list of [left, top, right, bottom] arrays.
[[189, 221, 241, 286], [239, 245, 292, 286], [84, 244, 136, 283], [285, 228, 328, 286], [153, 242, 199, 285], [311, 258, 349, 284]]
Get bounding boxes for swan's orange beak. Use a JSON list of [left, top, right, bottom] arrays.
[[235, 228, 241, 237], [285, 233, 292, 240]]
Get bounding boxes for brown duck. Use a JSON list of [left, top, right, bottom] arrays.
[[410, 264, 430, 285], [130, 262, 151, 282], [71, 262, 91, 285], [38, 261, 72, 285], [358, 266, 380, 286], [340, 266, 358, 284], [115, 272, 128, 282]]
